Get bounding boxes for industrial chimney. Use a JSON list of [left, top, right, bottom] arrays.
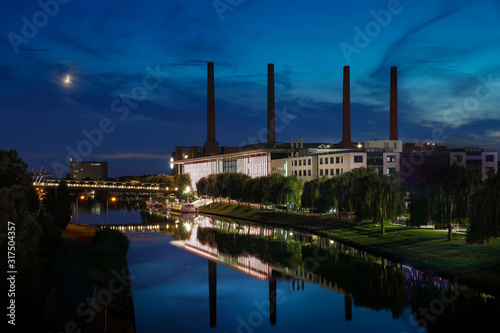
[[340, 66, 354, 148], [390, 66, 398, 140], [267, 63, 276, 146], [204, 62, 219, 155]]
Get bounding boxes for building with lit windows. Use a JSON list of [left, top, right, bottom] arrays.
[[172, 62, 498, 189], [70, 161, 108, 180]]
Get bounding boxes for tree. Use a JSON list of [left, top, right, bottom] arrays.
[[174, 173, 192, 192], [0, 149, 33, 188], [242, 178, 256, 207], [41, 180, 72, 233], [427, 165, 481, 241], [467, 173, 500, 244], [196, 177, 208, 197], [301, 179, 320, 213], [226, 173, 250, 204], [284, 176, 303, 212]]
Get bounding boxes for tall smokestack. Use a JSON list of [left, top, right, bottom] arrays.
[[207, 62, 216, 142], [341, 66, 354, 148], [204, 62, 219, 155], [390, 66, 398, 140], [267, 63, 276, 145]]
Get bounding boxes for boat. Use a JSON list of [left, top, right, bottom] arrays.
[[168, 202, 196, 214]]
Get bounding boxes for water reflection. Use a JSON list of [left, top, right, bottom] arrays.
[[116, 212, 500, 332]]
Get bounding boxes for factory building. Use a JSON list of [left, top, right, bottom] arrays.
[[172, 63, 497, 189]]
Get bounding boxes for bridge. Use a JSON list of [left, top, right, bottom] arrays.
[[34, 179, 176, 194]]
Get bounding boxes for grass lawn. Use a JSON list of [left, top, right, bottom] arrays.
[[201, 202, 500, 291]]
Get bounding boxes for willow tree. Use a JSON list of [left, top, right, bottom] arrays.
[[334, 171, 356, 217], [301, 179, 320, 213], [467, 173, 500, 244], [428, 164, 481, 241], [283, 175, 303, 212]]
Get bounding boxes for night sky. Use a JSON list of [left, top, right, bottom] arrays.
[[1, 0, 500, 177]]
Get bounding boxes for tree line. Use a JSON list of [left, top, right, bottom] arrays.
[[409, 164, 499, 243], [196, 172, 302, 211], [195, 164, 499, 242], [196, 167, 405, 235], [0, 149, 73, 322]]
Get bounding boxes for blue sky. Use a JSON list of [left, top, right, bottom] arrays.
[[1, 0, 500, 177]]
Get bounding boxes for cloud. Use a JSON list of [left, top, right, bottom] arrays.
[[485, 130, 500, 139]]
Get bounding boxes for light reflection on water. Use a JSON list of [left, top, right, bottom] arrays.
[[75, 202, 500, 332]]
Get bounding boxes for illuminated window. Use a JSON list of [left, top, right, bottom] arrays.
[[386, 155, 396, 163]]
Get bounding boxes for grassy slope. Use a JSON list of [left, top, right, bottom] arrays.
[[200, 202, 500, 290]]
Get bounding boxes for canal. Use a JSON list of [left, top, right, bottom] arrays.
[[75, 199, 500, 332]]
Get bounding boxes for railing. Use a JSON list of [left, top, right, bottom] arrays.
[[34, 179, 169, 191]]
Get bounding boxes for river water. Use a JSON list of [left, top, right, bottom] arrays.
[[74, 199, 500, 333]]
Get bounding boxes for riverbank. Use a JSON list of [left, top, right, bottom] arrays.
[[200, 202, 500, 296], [46, 224, 135, 332]]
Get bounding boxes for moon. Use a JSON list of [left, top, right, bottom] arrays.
[[64, 75, 71, 84]]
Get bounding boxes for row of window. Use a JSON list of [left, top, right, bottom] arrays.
[[294, 170, 312, 177], [319, 168, 344, 176], [293, 159, 312, 166], [319, 156, 344, 165], [293, 169, 345, 177]]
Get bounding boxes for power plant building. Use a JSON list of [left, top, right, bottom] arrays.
[[172, 63, 498, 189]]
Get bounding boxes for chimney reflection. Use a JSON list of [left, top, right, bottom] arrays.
[[209, 260, 217, 328], [345, 294, 352, 321], [269, 274, 277, 325]]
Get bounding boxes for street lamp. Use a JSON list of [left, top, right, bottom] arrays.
[[76, 195, 85, 224], [107, 196, 117, 226]]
